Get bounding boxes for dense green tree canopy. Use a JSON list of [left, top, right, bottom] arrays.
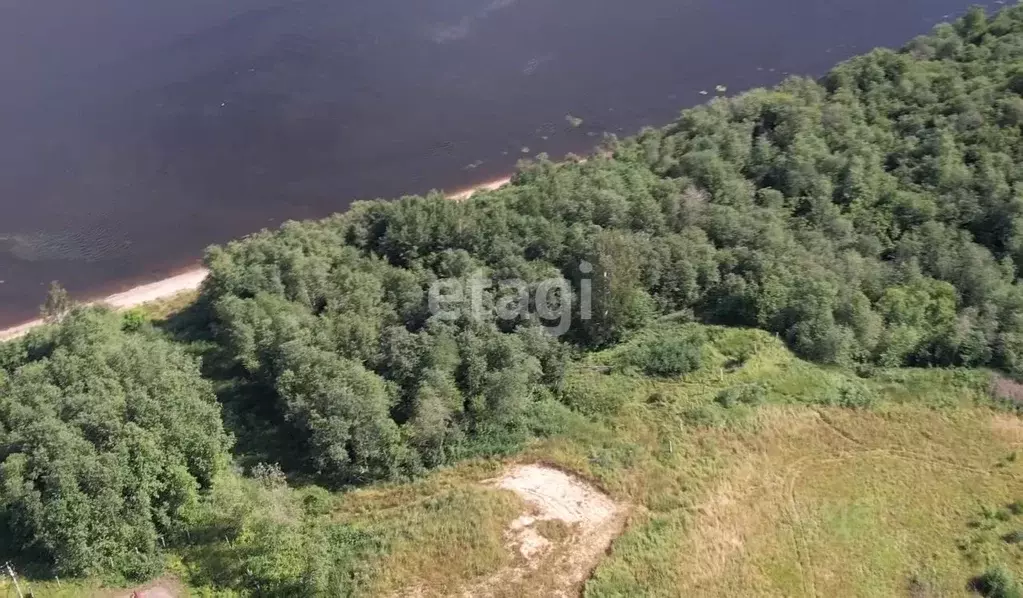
[[0, 309, 230, 580], [198, 6, 1023, 486]]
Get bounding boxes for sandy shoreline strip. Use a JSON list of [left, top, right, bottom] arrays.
[[0, 269, 210, 341], [0, 176, 512, 342], [449, 176, 511, 200]]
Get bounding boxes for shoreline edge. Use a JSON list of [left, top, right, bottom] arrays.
[[0, 176, 512, 341]]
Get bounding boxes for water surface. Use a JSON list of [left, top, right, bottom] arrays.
[[0, 0, 1003, 325]]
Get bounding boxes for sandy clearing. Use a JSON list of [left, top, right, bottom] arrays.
[[460, 464, 626, 597], [495, 464, 618, 527], [0, 176, 514, 342]]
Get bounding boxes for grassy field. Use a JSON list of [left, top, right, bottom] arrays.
[[536, 325, 1023, 597], [4, 310, 1021, 597], [330, 323, 1023, 597], [585, 405, 1023, 597], [262, 322, 1022, 597]]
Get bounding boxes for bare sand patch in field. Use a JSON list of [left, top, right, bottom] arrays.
[[459, 464, 626, 597]]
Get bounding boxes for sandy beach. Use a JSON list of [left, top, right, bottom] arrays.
[[0, 269, 209, 341], [449, 176, 512, 200], [0, 177, 512, 342]]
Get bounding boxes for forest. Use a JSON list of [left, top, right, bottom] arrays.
[[3, 5, 1023, 595]]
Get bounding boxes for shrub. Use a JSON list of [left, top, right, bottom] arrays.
[[681, 405, 725, 428], [559, 372, 635, 416], [970, 566, 1023, 598], [252, 462, 289, 489], [714, 383, 767, 408], [121, 307, 148, 332], [627, 332, 705, 378], [992, 376, 1023, 410], [816, 378, 878, 409]]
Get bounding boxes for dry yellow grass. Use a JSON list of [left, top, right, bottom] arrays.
[[587, 405, 1023, 597]]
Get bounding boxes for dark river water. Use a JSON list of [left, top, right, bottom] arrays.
[[0, 0, 1005, 326]]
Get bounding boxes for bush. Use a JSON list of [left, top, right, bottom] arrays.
[[816, 378, 878, 409], [627, 332, 705, 377], [714, 384, 767, 408], [121, 307, 148, 332], [992, 376, 1023, 410], [836, 381, 878, 409], [559, 371, 635, 416], [681, 405, 726, 428], [970, 566, 1023, 598], [251, 462, 289, 489]]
